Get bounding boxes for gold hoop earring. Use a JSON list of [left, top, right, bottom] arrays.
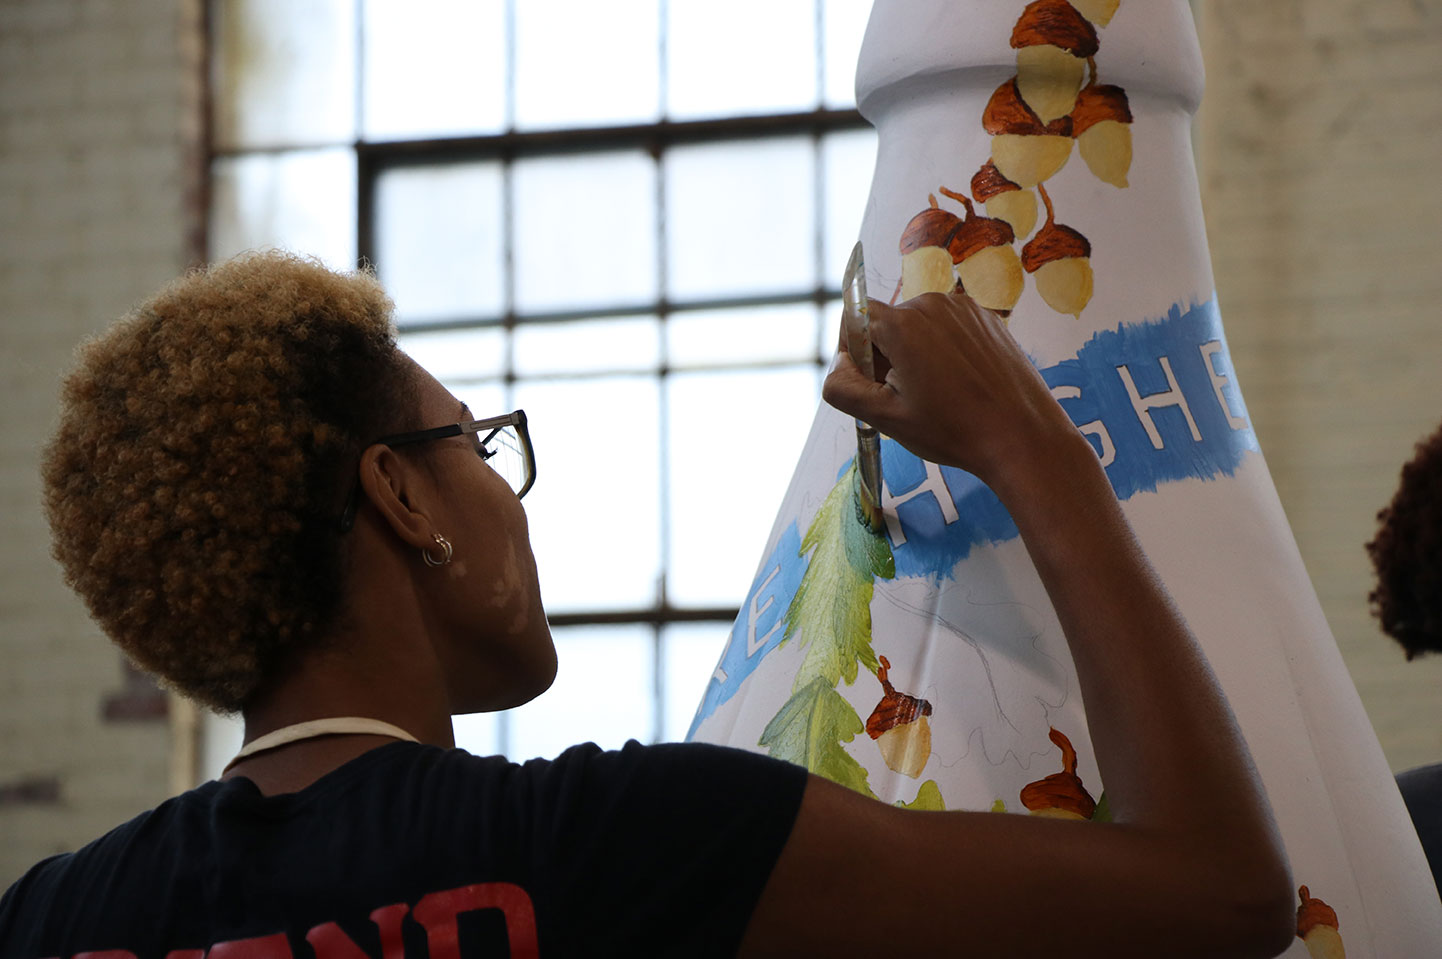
[[422, 532, 453, 567]]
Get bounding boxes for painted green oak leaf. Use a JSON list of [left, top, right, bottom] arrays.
[[1091, 790, 1112, 822], [782, 462, 896, 691], [894, 779, 947, 811], [759, 676, 876, 798]]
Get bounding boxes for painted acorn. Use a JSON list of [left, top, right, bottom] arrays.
[[1072, 0, 1120, 26], [936, 186, 1025, 313], [1022, 184, 1093, 317], [865, 655, 934, 778], [1296, 887, 1346, 959], [896, 195, 965, 302], [1019, 727, 1097, 820], [971, 159, 1038, 241], [1010, 0, 1100, 123], [983, 79, 1074, 189], [1071, 80, 1133, 187]]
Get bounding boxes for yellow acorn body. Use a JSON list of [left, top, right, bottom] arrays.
[[991, 134, 1072, 188], [876, 714, 932, 778], [1015, 44, 1087, 123], [1071, 0, 1119, 26], [1028, 806, 1089, 821], [956, 244, 1024, 312], [1033, 256, 1093, 318], [1301, 925, 1346, 959], [984, 188, 1038, 241], [900, 245, 957, 301], [1078, 119, 1132, 187]]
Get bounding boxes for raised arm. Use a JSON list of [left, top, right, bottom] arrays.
[[738, 293, 1294, 958]]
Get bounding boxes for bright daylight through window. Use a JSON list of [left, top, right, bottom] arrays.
[[204, 0, 877, 773]]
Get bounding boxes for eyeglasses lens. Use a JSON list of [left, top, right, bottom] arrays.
[[480, 424, 530, 496]]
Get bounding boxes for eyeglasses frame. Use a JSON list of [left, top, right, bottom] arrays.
[[337, 409, 535, 533]]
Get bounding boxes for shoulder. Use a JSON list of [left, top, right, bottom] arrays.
[[0, 786, 217, 954], [518, 741, 808, 955], [518, 739, 808, 813]]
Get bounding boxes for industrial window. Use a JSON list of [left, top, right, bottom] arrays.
[[203, 0, 876, 772]]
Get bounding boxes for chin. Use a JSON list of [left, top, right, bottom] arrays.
[[454, 629, 557, 714]]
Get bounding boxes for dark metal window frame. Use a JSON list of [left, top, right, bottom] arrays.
[[359, 107, 868, 642]]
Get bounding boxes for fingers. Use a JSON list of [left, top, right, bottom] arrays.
[[822, 350, 899, 428]]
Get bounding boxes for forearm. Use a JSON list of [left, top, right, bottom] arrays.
[[993, 430, 1283, 859]]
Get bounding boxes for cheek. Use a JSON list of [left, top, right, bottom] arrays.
[[489, 541, 520, 606], [491, 537, 536, 636]]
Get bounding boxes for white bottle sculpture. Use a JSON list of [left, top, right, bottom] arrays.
[[687, 2, 1442, 954]]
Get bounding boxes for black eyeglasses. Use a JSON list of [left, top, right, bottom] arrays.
[[337, 409, 536, 532]]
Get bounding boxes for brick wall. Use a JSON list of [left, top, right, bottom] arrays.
[[0, 0, 200, 887], [1196, 0, 1442, 771]]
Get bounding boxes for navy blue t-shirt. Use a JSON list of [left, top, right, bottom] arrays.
[[0, 740, 807, 958]]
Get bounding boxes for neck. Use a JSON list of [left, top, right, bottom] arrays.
[[238, 635, 457, 750]]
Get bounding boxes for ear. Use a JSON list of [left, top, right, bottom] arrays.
[[356, 444, 437, 551]]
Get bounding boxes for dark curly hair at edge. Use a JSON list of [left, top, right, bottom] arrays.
[[1367, 420, 1442, 660], [43, 251, 418, 713]]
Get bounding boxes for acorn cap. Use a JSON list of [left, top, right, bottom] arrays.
[[899, 200, 963, 255], [1020, 727, 1097, 818], [865, 655, 934, 739], [1070, 83, 1132, 135], [1296, 886, 1340, 937], [971, 160, 1021, 202], [953, 215, 1016, 262], [1022, 219, 1089, 271], [934, 186, 1017, 261], [984, 79, 1074, 137], [1011, 0, 1100, 58]]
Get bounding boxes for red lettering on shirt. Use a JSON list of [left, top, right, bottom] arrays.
[[368, 904, 408, 959], [55, 882, 536, 959], [207, 933, 292, 959], [412, 883, 538, 959], [305, 904, 408, 959]]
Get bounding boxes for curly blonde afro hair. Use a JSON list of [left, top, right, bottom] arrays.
[[43, 251, 417, 712], [1367, 420, 1442, 660]]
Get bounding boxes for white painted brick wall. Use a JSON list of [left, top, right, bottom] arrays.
[[0, 0, 195, 888]]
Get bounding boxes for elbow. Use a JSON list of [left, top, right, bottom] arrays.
[[1217, 862, 1298, 959]]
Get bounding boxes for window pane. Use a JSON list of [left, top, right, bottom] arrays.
[[212, 0, 357, 150], [667, 366, 819, 607], [512, 151, 657, 313], [821, 128, 878, 285], [514, 0, 660, 130], [362, 0, 508, 140], [665, 138, 816, 299], [453, 710, 502, 757], [400, 327, 508, 383], [505, 624, 655, 759], [513, 376, 662, 612], [667, 303, 818, 369], [453, 383, 510, 422], [821, 297, 843, 363], [823, 0, 872, 109], [661, 622, 730, 742], [200, 713, 245, 783], [513, 317, 660, 377], [209, 149, 357, 270], [666, 0, 817, 120], [375, 163, 507, 323]]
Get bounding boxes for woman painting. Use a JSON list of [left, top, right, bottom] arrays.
[[1, 252, 1293, 957]]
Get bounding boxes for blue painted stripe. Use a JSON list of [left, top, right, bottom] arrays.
[[688, 298, 1257, 735]]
